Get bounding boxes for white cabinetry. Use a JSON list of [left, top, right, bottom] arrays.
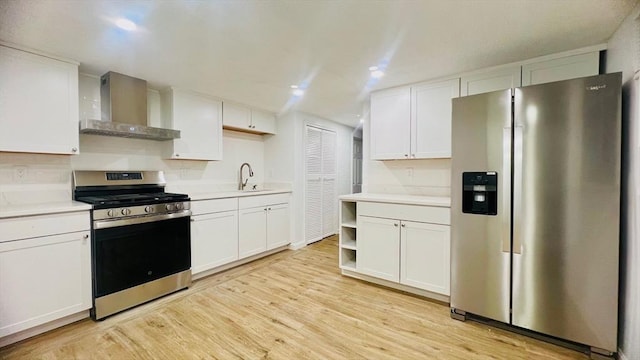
[[522, 52, 600, 86], [161, 88, 223, 160], [357, 216, 400, 282], [339, 200, 451, 299], [0, 211, 91, 340], [190, 198, 238, 276], [460, 65, 522, 96], [370, 78, 459, 160], [400, 220, 450, 295], [222, 102, 276, 134], [238, 193, 290, 259], [0, 45, 79, 155]]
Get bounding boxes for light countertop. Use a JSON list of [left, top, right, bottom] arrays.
[[338, 193, 450, 207], [0, 201, 92, 219], [188, 189, 292, 201]]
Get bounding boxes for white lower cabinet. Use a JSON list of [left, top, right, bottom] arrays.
[[0, 212, 91, 339], [239, 206, 268, 258], [400, 221, 450, 295], [348, 201, 451, 298], [191, 210, 238, 274], [238, 194, 291, 259], [357, 216, 400, 282]]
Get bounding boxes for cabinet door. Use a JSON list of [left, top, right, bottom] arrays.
[[461, 65, 521, 96], [191, 210, 238, 274], [0, 231, 91, 337], [357, 216, 400, 282], [222, 102, 251, 129], [238, 206, 267, 259], [370, 87, 411, 160], [400, 221, 450, 295], [522, 52, 599, 86], [266, 203, 290, 249], [0, 46, 79, 155], [251, 109, 276, 134], [165, 89, 223, 160], [411, 78, 459, 159]]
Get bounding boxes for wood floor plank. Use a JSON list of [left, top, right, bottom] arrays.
[[0, 235, 588, 359]]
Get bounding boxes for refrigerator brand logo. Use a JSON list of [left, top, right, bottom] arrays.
[[586, 84, 607, 91]]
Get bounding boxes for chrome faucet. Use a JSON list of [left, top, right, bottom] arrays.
[[239, 162, 254, 190]]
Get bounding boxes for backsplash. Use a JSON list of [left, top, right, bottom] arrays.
[[365, 158, 451, 197], [0, 129, 266, 207]]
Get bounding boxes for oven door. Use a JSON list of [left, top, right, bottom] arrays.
[[92, 211, 191, 298]]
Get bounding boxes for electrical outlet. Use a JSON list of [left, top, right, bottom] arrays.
[[14, 166, 28, 182]]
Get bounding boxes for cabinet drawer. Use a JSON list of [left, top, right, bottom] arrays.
[[191, 198, 238, 215], [239, 193, 290, 209], [357, 201, 449, 225], [0, 212, 90, 243]]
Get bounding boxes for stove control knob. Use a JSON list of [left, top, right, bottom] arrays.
[[144, 206, 154, 214], [107, 209, 115, 217], [175, 203, 183, 210], [165, 204, 174, 211], [121, 208, 131, 216]]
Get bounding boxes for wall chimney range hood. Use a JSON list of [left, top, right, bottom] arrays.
[[79, 71, 180, 141]]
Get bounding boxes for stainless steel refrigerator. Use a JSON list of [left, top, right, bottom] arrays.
[[450, 73, 621, 358]]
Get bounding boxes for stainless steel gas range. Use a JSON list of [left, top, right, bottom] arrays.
[[73, 170, 191, 320]]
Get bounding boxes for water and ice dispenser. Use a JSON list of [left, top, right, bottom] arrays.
[[462, 172, 497, 215]]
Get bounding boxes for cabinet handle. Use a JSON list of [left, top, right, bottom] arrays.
[[411, 154, 415, 158], [72, 147, 78, 153], [268, 207, 272, 211], [401, 223, 406, 227], [175, 153, 180, 157], [404, 154, 408, 158], [83, 234, 89, 239], [190, 219, 195, 222], [394, 223, 398, 227]]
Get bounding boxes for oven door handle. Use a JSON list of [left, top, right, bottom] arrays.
[[93, 210, 192, 229]]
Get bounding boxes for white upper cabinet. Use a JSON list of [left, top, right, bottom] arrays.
[[222, 102, 276, 134], [460, 64, 522, 96], [411, 78, 460, 158], [522, 52, 599, 86], [370, 78, 459, 160], [370, 87, 411, 160], [162, 88, 223, 160], [0, 45, 79, 155]]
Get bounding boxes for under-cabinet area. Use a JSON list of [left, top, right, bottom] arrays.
[[338, 194, 451, 302]]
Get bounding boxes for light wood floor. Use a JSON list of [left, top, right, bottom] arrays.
[[1, 236, 588, 359]]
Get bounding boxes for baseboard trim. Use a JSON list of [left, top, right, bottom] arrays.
[[618, 348, 628, 360], [0, 311, 89, 348]]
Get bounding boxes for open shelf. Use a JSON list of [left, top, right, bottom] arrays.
[[340, 227, 356, 249], [341, 201, 357, 225], [340, 248, 356, 270]]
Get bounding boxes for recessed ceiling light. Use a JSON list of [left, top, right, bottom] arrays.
[[115, 18, 137, 31], [369, 66, 378, 71], [290, 85, 298, 89], [292, 88, 305, 97], [370, 70, 384, 79], [359, 118, 364, 123]]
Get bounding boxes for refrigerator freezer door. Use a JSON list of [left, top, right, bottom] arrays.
[[451, 89, 512, 323], [512, 73, 621, 352]]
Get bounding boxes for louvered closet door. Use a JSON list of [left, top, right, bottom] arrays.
[[305, 125, 338, 244], [305, 126, 323, 243], [321, 129, 337, 238]]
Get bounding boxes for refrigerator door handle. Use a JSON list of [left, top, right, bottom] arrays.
[[512, 124, 524, 255], [502, 126, 512, 253]]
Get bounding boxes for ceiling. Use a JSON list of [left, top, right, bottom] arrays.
[[0, 0, 637, 127]]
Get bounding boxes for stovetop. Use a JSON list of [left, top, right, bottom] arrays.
[[76, 192, 189, 208]]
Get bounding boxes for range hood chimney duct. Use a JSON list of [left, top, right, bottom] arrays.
[[79, 71, 180, 141]]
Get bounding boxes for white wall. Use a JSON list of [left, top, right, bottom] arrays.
[[605, 3, 640, 360], [265, 111, 353, 248]]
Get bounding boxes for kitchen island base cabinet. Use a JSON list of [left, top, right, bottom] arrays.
[[0, 210, 91, 345], [357, 216, 400, 282], [338, 197, 451, 302]]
